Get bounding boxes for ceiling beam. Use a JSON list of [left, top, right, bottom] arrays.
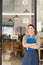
[[2, 13, 34, 16]]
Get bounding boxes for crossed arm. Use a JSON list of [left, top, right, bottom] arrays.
[[23, 43, 38, 49], [22, 35, 40, 49]]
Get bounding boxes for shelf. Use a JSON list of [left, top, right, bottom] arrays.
[[2, 13, 35, 16], [0, 48, 1, 49], [39, 48, 43, 50], [40, 60, 43, 62]]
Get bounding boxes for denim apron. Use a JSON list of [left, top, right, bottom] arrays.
[[22, 38, 39, 65]]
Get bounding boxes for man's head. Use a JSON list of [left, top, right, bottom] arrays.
[[27, 24, 35, 34]]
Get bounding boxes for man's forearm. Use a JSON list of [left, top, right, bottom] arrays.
[[30, 44, 38, 49], [23, 43, 38, 49]]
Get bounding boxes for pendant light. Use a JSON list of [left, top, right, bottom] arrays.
[[14, 15, 19, 19], [23, 9, 30, 13]]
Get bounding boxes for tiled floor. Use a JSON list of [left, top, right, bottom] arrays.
[[2, 54, 23, 65], [2, 58, 22, 65], [2, 53, 43, 65]]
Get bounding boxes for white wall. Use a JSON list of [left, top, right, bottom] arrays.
[[37, 0, 43, 38]]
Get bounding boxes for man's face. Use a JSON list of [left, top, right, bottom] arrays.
[[27, 26, 35, 34]]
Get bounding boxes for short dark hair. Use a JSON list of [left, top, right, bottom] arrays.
[[28, 24, 35, 28]]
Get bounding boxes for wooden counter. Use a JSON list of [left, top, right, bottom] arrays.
[[2, 39, 25, 57]]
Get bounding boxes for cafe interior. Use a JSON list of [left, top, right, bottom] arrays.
[[2, 0, 43, 65]]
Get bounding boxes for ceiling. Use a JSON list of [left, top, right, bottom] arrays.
[[2, 0, 33, 26], [3, 0, 32, 13]]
